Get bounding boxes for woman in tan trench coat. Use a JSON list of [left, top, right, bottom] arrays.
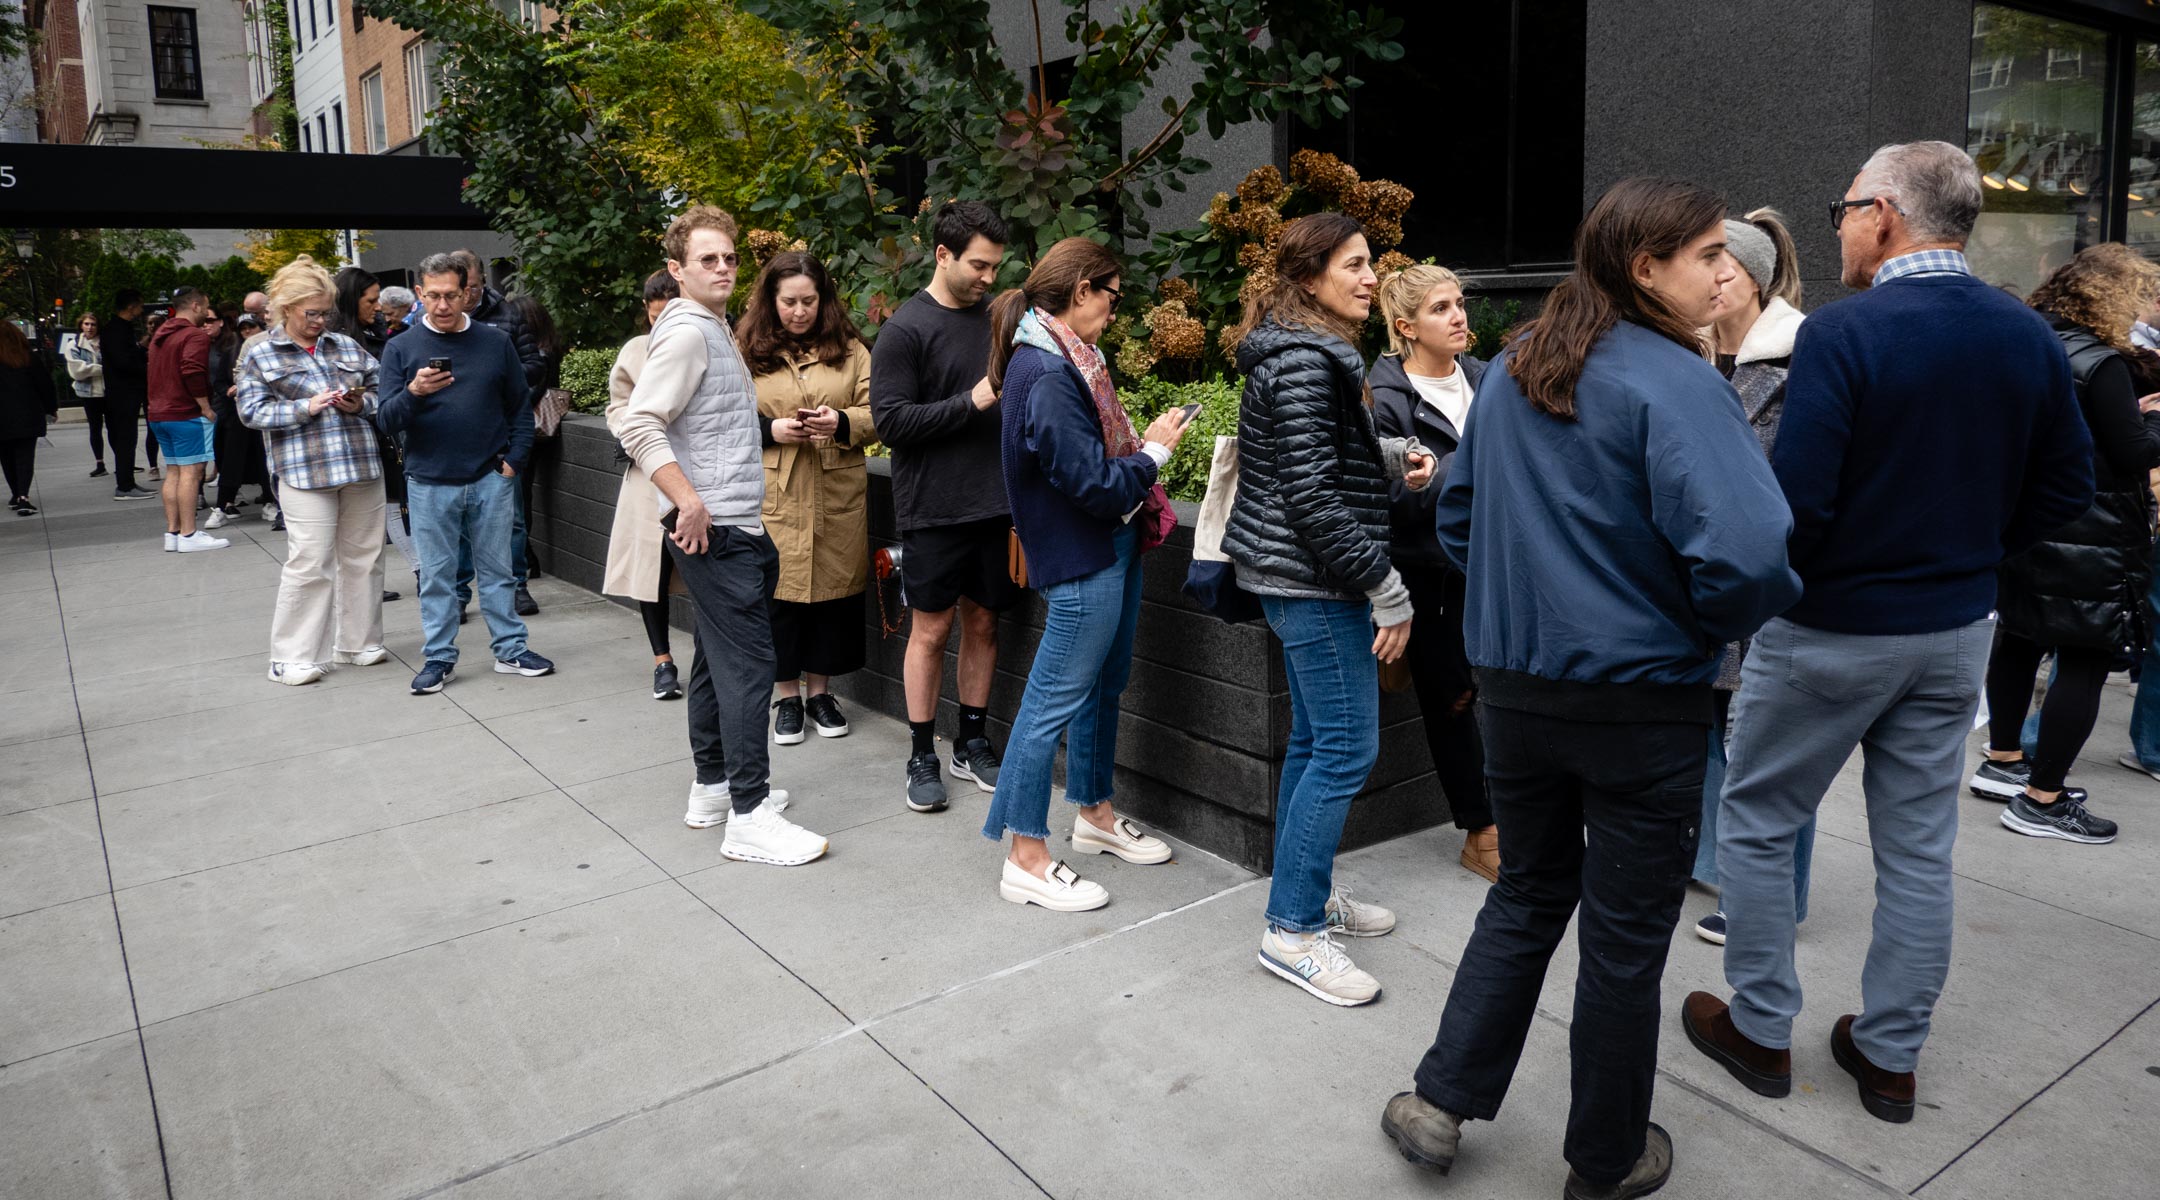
[[737, 251, 879, 746], [602, 270, 686, 701]]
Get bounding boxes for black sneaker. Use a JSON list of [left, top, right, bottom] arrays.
[[2001, 792, 2118, 844], [411, 660, 455, 694], [89, 463, 108, 478], [805, 693, 850, 738], [906, 751, 949, 813], [514, 584, 540, 616], [1969, 757, 2030, 801], [950, 737, 1000, 791], [382, 589, 402, 603], [114, 486, 155, 501], [653, 661, 682, 700], [1695, 912, 1727, 945], [773, 696, 806, 745]]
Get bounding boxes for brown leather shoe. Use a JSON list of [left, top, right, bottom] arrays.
[[1832, 1015, 1915, 1123], [1680, 991, 1791, 1097], [1459, 826, 1499, 884]]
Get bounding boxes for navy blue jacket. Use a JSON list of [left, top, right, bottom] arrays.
[[999, 344, 1158, 590], [1773, 273, 2094, 634], [1436, 321, 1802, 688]]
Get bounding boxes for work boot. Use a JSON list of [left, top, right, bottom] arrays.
[[1563, 1123, 1672, 1200], [1380, 1091, 1462, 1174]]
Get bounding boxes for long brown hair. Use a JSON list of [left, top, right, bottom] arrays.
[[1507, 178, 1728, 419], [736, 252, 863, 375], [0, 320, 30, 370], [986, 236, 1121, 393], [2028, 242, 2160, 353], [1228, 212, 1369, 350]]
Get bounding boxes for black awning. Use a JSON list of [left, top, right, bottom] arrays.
[[0, 143, 491, 230]]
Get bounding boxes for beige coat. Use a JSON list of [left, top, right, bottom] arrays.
[[755, 341, 877, 603], [602, 335, 669, 602]]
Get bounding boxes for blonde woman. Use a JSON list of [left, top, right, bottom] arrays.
[[603, 269, 686, 700], [1369, 263, 1499, 884], [237, 256, 388, 686]]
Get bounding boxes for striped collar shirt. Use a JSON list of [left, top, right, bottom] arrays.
[[235, 328, 383, 491], [1872, 248, 1973, 287]]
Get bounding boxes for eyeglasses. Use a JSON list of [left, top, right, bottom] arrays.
[[690, 252, 740, 272], [419, 291, 463, 304], [299, 309, 333, 322], [1828, 195, 1906, 230], [1100, 283, 1123, 312]]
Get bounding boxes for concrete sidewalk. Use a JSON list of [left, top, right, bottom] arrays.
[[4, 437, 2156, 1200]]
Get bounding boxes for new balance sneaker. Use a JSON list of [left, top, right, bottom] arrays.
[[410, 660, 455, 694], [1258, 926, 1380, 1006], [684, 782, 791, 829], [514, 584, 539, 616], [773, 696, 806, 745], [1071, 814, 1172, 864], [203, 507, 231, 530], [652, 661, 682, 700], [720, 803, 828, 865], [1323, 885, 1397, 937], [163, 532, 178, 552], [2118, 751, 2160, 783], [999, 857, 1109, 912], [951, 736, 1000, 791], [334, 646, 390, 666], [494, 650, 555, 677], [905, 751, 948, 813], [266, 661, 325, 687], [1696, 911, 1728, 945], [805, 693, 850, 738], [1969, 757, 2031, 801], [176, 530, 229, 553], [2001, 792, 2119, 844]]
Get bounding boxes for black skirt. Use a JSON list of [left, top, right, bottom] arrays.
[[770, 591, 868, 680]]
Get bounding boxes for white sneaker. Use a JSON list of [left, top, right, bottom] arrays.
[[262, 502, 280, 523], [203, 508, 230, 530], [1071, 813, 1172, 864], [1258, 926, 1381, 1007], [2118, 751, 2160, 783], [175, 531, 230, 553], [334, 646, 390, 666], [720, 802, 827, 865], [1323, 885, 1397, 937], [999, 857, 1109, 912], [163, 532, 178, 552], [267, 662, 326, 686], [684, 782, 790, 828]]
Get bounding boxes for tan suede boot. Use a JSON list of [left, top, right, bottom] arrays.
[[1459, 826, 1500, 883]]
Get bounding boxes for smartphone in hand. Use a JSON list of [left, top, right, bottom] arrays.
[[426, 357, 452, 372], [1176, 402, 1203, 423]]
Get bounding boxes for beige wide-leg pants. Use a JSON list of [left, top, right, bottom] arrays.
[[270, 477, 387, 666]]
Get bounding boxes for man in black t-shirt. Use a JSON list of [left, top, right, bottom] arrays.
[[869, 201, 1014, 815]]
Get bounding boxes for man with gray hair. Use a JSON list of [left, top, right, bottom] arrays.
[[1681, 141, 2096, 1125]]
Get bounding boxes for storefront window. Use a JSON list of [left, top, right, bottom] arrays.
[[2123, 42, 2160, 265], [1966, 4, 2108, 295]]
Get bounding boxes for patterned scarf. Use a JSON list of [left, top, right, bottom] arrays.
[[1015, 307, 1137, 457]]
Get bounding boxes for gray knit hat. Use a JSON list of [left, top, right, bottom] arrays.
[[1723, 219, 1775, 296]]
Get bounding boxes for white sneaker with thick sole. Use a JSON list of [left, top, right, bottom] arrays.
[[2118, 751, 2160, 783], [720, 803, 827, 865], [334, 646, 390, 666], [267, 662, 325, 686], [1258, 926, 1381, 1006], [1071, 814, 1172, 864], [999, 858, 1109, 912], [203, 508, 231, 530], [262, 503, 280, 523], [684, 783, 790, 828], [163, 532, 178, 552], [1324, 885, 1397, 937], [175, 531, 230, 553]]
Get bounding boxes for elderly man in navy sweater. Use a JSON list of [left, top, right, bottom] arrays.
[[1682, 142, 2094, 1127], [379, 252, 553, 695]]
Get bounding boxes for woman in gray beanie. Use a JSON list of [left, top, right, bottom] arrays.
[[1693, 207, 1816, 947]]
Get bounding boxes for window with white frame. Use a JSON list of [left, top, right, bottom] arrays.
[[1971, 54, 2013, 91], [2048, 47, 2084, 81], [404, 40, 440, 134], [361, 70, 388, 153]]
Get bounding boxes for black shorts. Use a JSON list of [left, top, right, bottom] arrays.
[[900, 517, 1023, 613]]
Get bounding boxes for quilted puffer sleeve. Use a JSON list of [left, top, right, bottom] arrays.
[[1271, 345, 1391, 590]]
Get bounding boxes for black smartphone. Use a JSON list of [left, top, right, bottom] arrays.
[[1176, 402, 1203, 423], [426, 357, 451, 372]]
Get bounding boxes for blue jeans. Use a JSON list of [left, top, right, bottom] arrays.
[[409, 472, 527, 666], [454, 481, 529, 605], [1695, 700, 1813, 923], [1261, 595, 1380, 933], [984, 527, 1143, 840]]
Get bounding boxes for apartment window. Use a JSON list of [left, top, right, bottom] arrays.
[[520, 0, 543, 27], [361, 70, 388, 153], [300, 123, 313, 153], [353, 2, 364, 32], [325, 0, 334, 30], [405, 40, 440, 134], [332, 102, 346, 152], [307, 0, 319, 43], [316, 113, 330, 155], [1971, 54, 2013, 91], [148, 7, 204, 100], [2047, 47, 2083, 81]]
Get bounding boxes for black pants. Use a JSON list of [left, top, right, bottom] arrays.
[[771, 591, 868, 680], [1, 437, 35, 501], [670, 525, 779, 813], [214, 405, 270, 508], [1413, 703, 1703, 1186], [1402, 564, 1494, 830], [82, 394, 109, 464], [1985, 631, 2112, 792], [106, 394, 142, 491], [639, 551, 675, 658]]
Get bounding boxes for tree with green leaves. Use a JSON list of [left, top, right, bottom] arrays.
[[100, 230, 197, 261]]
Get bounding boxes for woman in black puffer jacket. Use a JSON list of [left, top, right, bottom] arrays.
[[1225, 213, 1435, 1008], [1981, 243, 2160, 846]]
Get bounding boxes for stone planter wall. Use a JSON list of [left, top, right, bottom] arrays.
[[528, 413, 1457, 872]]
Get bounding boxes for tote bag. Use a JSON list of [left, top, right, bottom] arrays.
[[1181, 436, 1264, 623]]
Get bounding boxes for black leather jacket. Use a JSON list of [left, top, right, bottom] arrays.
[[1222, 318, 1397, 594], [1368, 351, 1486, 568]]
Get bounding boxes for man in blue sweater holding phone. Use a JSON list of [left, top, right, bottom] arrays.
[[379, 252, 554, 695], [1682, 142, 2094, 1128]]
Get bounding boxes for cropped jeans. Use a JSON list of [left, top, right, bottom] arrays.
[[984, 526, 1143, 841], [1261, 594, 1381, 934]]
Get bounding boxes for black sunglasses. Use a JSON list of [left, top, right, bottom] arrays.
[[1828, 195, 1905, 230]]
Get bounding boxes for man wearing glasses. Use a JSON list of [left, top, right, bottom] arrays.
[[1682, 141, 2094, 1126], [378, 252, 555, 695]]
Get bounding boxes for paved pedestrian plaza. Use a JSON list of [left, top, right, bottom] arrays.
[[4, 444, 2157, 1199]]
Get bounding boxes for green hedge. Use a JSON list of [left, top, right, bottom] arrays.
[[560, 347, 616, 415]]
